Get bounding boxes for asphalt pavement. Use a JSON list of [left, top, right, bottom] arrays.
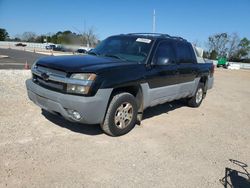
[[0, 48, 48, 69]]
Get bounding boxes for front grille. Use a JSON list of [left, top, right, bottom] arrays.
[[36, 77, 64, 90], [33, 65, 67, 92], [37, 66, 67, 77]]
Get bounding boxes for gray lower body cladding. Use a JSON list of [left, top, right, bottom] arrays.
[[141, 76, 214, 109], [26, 79, 112, 124], [26, 75, 214, 124], [207, 75, 214, 90]]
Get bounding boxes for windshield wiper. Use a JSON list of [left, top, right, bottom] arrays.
[[103, 54, 126, 61]]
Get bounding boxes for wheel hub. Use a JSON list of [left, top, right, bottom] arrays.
[[196, 88, 203, 104], [114, 102, 133, 129]]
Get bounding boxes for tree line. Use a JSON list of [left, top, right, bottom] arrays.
[[0, 28, 99, 47], [204, 33, 250, 62]]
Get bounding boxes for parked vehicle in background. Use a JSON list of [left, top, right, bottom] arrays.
[[217, 57, 229, 68], [53, 45, 72, 52], [26, 33, 214, 136], [52, 45, 63, 51], [45, 44, 56, 50], [76, 48, 87, 54], [15, 43, 27, 47]]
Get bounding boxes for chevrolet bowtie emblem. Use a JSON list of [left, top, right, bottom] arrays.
[[41, 72, 50, 81]]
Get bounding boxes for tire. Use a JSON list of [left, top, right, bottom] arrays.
[[187, 83, 204, 108], [101, 92, 138, 136]]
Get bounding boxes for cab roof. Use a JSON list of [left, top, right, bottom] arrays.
[[117, 33, 188, 42]]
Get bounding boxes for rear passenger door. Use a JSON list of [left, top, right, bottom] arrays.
[[174, 42, 198, 95]]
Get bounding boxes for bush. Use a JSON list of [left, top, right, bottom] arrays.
[[242, 59, 250, 63]]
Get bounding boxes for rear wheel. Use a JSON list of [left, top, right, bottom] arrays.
[[187, 83, 204, 107], [101, 92, 138, 136]]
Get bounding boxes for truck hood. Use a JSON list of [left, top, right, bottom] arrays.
[[36, 55, 135, 73]]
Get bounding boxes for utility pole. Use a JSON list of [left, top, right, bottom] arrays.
[[84, 19, 86, 34], [153, 9, 156, 33]]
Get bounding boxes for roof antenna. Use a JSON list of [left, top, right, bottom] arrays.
[[153, 9, 156, 33]]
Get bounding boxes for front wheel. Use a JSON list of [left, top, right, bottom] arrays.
[[101, 92, 138, 136], [187, 83, 204, 108]]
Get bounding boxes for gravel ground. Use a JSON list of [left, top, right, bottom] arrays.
[[0, 69, 250, 188]]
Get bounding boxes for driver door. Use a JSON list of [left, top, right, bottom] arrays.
[[145, 40, 179, 106]]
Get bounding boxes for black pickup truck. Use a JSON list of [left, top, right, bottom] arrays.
[[26, 33, 214, 136]]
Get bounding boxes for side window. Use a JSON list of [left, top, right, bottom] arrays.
[[175, 42, 195, 63], [154, 41, 175, 65]]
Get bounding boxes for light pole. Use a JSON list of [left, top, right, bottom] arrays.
[[153, 9, 156, 33]]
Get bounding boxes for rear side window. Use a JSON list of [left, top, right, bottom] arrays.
[[175, 42, 195, 63]]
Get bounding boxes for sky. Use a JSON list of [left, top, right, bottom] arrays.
[[0, 0, 250, 47]]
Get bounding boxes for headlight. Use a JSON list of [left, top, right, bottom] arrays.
[[67, 73, 96, 94], [67, 84, 90, 94], [70, 73, 96, 81], [31, 62, 37, 79], [31, 63, 37, 70]]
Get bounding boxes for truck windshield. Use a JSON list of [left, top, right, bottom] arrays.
[[89, 36, 154, 63]]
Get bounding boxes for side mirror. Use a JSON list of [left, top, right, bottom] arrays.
[[156, 57, 171, 65]]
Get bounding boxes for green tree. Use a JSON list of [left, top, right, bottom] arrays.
[[207, 33, 250, 61], [227, 33, 241, 61], [15, 29, 99, 46], [228, 37, 250, 61], [203, 51, 210, 59], [0, 28, 9, 41], [238, 38, 250, 58], [209, 50, 218, 60], [35, 35, 46, 43], [51, 34, 58, 44], [21, 32, 37, 42], [208, 33, 228, 57]]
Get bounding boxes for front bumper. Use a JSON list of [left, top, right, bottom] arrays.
[[26, 79, 112, 124]]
